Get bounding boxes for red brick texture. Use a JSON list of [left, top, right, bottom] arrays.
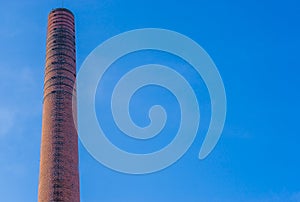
[[38, 8, 80, 202]]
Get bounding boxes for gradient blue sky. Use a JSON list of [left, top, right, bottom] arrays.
[[0, 0, 299, 201]]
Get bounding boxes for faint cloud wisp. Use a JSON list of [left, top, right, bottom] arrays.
[[0, 107, 15, 138]]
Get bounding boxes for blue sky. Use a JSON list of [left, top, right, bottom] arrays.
[[0, 0, 299, 201]]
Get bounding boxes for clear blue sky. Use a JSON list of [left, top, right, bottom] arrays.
[[0, 0, 299, 201]]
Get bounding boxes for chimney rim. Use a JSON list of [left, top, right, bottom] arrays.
[[50, 8, 74, 17]]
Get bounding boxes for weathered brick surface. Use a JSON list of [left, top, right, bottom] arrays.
[[38, 8, 80, 202]]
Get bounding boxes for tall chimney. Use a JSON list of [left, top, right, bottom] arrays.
[[38, 8, 80, 202]]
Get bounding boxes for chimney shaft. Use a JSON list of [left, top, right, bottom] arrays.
[[38, 8, 80, 202]]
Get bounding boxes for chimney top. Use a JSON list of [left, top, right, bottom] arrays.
[[50, 8, 74, 16]]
